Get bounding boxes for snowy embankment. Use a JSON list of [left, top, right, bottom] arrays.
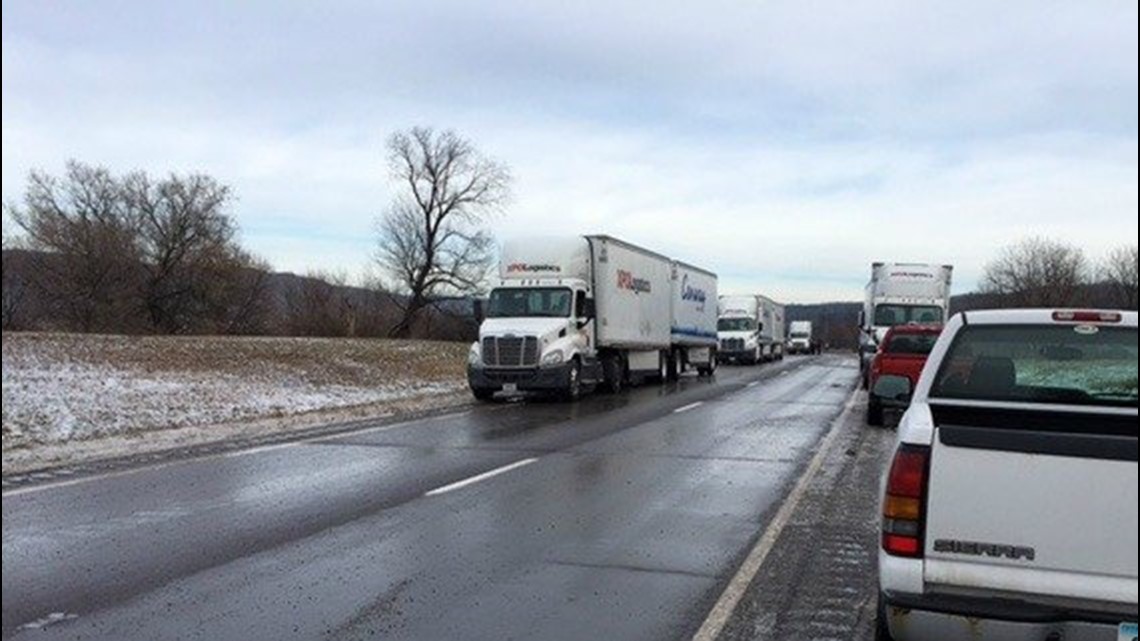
[[2, 333, 470, 473]]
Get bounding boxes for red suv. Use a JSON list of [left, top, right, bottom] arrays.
[[867, 324, 942, 425]]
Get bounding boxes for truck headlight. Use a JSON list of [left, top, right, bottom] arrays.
[[541, 350, 565, 366], [468, 344, 481, 365]]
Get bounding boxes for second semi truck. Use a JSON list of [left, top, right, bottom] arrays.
[[716, 295, 786, 364]]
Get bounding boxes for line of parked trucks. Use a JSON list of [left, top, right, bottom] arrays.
[[467, 235, 952, 402]]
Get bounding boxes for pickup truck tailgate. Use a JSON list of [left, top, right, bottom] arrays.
[[924, 403, 1138, 605]]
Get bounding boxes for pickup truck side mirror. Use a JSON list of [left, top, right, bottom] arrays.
[[872, 375, 913, 407]]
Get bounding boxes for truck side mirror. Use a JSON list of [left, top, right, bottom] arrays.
[[474, 299, 486, 324], [577, 296, 595, 328]]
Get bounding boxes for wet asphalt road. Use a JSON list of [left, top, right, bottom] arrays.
[[3, 354, 860, 641]]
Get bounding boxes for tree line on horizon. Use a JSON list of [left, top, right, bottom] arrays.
[[3, 129, 1136, 340]]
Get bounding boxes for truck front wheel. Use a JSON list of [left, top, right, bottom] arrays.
[[563, 359, 582, 401], [472, 388, 495, 402], [867, 396, 884, 426]]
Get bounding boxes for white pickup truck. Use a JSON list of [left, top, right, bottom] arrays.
[[877, 309, 1138, 641]]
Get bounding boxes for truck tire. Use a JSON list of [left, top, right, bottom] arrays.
[[874, 595, 895, 641], [867, 396, 884, 426], [666, 349, 680, 381], [472, 388, 495, 402], [563, 359, 582, 401], [655, 352, 669, 383], [698, 354, 717, 377], [602, 356, 624, 393]]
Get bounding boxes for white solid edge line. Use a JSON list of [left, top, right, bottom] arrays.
[[690, 386, 860, 641], [673, 401, 704, 414], [424, 458, 539, 497]]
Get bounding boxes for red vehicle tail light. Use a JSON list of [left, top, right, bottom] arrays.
[[882, 444, 930, 558], [1052, 310, 1122, 323]]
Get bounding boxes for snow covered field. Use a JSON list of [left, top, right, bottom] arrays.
[[2, 333, 469, 472]]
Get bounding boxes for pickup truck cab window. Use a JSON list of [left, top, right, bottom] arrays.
[[930, 325, 1138, 407]]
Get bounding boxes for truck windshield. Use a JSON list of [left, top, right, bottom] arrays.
[[930, 325, 1138, 407], [874, 304, 943, 326], [718, 318, 756, 331], [884, 333, 939, 354], [486, 288, 573, 318]]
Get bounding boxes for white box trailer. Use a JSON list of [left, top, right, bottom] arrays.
[[669, 261, 718, 378], [468, 235, 717, 401], [717, 294, 786, 364], [762, 296, 786, 357]]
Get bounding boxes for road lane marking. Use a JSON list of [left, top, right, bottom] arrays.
[[424, 458, 538, 497], [3, 410, 478, 498], [746, 381, 760, 388], [691, 387, 860, 641], [17, 611, 78, 631], [673, 402, 704, 414]]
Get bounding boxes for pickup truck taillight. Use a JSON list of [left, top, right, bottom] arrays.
[[882, 444, 930, 558]]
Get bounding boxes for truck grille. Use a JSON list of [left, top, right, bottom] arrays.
[[482, 336, 539, 367], [721, 338, 744, 352]]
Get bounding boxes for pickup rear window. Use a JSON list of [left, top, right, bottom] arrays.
[[930, 325, 1138, 407]]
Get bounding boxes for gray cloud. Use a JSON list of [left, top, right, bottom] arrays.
[[3, 0, 1136, 301]]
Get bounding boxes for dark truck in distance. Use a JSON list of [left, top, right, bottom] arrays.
[[866, 324, 942, 426]]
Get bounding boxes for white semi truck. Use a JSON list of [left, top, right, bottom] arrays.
[[716, 295, 786, 364], [858, 262, 953, 388], [467, 236, 718, 401], [787, 320, 816, 354]]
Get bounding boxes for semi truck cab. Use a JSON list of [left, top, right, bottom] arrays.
[[468, 275, 600, 401]]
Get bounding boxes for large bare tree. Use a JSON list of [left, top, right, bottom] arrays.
[[8, 160, 270, 334], [1100, 245, 1138, 310], [981, 237, 1089, 307], [8, 160, 141, 331], [376, 127, 510, 338], [122, 171, 242, 333]]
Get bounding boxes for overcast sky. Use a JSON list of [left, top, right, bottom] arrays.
[[3, 0, 1136, 302]]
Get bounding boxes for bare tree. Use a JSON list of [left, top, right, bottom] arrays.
[[981, 237, 1089, 307], [2, 233, 29, 330], [123, 171, 240, 333], [284, 271, 357, 337], [1100, 245, 1138, 310], [8, 161, 141, 332], [201, 250, 274, 335], [7, 160, 271, 334], [375, 127, 510, 338]]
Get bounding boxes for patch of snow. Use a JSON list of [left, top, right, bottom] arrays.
[[2, 334, 471, 473]]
